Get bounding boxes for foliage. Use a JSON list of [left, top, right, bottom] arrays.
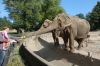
[[0, 17, 12, 30], [86, 1, 100, 30], [76, 13, 85, 19], [4, 0, 64, 31]]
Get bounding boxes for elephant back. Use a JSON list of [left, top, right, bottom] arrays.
[[72, 17, 90, 38]]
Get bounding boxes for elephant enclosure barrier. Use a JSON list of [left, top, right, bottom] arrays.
[[20, 31, 100, 66]]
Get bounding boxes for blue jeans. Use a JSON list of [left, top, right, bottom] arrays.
[[0, 50, 6, 66]]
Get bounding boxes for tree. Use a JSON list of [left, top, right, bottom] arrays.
[[76, 13, 85, 19], [86, 1, 100, 30], [4, 0, 64, 31], [0, 17, 12, 30]]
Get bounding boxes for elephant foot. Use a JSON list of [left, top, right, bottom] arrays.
[[54, 42, 59, 46], [54, 43, 59, 47], [77, 47, 83, 50], [77, 44, 83, 50], [64, 47, 70, 51], [70, 49, 75, 53]]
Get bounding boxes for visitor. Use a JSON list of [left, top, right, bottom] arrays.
[[0, 27, 10, 50], [0, 27, 10, 65]]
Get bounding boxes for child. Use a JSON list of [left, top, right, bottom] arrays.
[[0, 27, 10, 50]]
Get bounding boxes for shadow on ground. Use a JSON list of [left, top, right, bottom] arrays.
[[34, 37, 100, 66]]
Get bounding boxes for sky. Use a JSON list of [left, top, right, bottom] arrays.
[[0, 0, 9, 18], [60, 0, 100, 16], [0, 0, 100, 18]]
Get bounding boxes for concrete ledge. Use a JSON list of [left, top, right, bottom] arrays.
[[19, 44, 53, 66]]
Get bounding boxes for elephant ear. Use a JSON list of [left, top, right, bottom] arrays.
[[54, 13, 72, 29]]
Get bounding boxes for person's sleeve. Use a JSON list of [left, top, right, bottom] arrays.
[[4, 31, 9, 40]]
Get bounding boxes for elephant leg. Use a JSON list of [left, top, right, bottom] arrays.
[[77, 38, 84, 50], [55, 37, 59, 46], [52, 31, 59, 46], [62, 30, 70, 50], [63, 36, 69, 50], [69, 29, 75, 53]]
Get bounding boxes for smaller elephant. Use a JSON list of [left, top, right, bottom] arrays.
[[42, 19, 64, 46], [42, 19, 72, 51]]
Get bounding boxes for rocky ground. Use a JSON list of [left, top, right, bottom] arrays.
[[82, 31, 100, 59]]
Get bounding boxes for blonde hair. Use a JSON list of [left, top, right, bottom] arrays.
[[2, 26, 9, 30]]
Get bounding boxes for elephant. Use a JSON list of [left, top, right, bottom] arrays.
[[53, 13, 90, 52], [25, 13, 90, 53], [68, 16, 90, 49], [40, 19, 67, 46]]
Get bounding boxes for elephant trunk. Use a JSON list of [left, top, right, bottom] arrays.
[[34, 23, 58, 35]]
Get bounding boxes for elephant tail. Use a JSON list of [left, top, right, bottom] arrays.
[[85, 34, 90, 47]]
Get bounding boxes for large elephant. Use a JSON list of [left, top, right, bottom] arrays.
[[25, 13, 90, 53]]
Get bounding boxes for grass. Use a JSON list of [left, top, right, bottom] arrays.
[[7, 45, 25, 66]]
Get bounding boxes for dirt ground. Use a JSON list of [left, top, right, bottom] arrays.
[[82, 31, 100, 59], [25, 31, 100, 66]]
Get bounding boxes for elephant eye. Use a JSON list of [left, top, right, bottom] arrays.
[[43, 24, 47, 28], [43, 22, 49, 28], [43, 23, 46, 27]]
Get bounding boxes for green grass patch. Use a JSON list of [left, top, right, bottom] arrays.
[[7, 46, 25, 66]]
